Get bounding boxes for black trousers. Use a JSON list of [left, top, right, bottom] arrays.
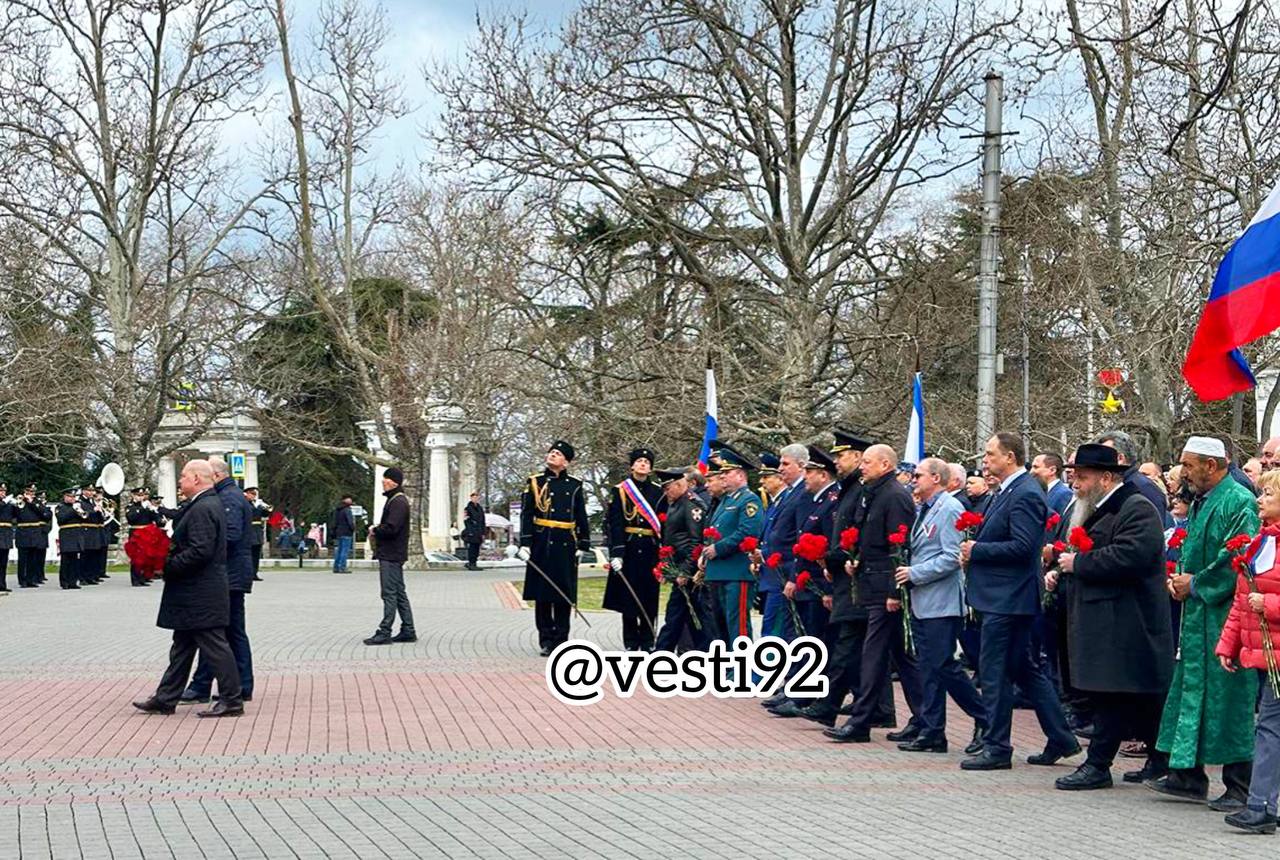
[[80, 548, 104, 583], [59, 552, 80, 588], [844, 605, 924, 732], [914, 615, 986, 740], [17, 547, 43, 586], [535, 599, 571, 650], [0, 547, 8, 590], [250, 544, 262, 576], [1086, 690, 1166, 770], [1169, 761, 1253, 797], [465, 541, 481, 566], [153, 628, 241, 708], [655, 586, 708, 652], [620, 611, 655, 651]]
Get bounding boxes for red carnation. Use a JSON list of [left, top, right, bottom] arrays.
[[1068, 527, 1093, 552], [796, 571, 812, 591], [739, 536, 759, 553], [793, 533, 829, 562], [652, 565, 664, 582], [1165, 560, 1177, 578], [1232, 554, 1251, 576], [1168, 527, 1187, 550], [658, 545, 675, 559], [1046, 513, 1061, 530], [692, 545, 703, 561], [839, 527, 860, 551], [955, 511, 985, 532], [704, 527, 722, 541], [658, 512, 667, 523], [888, 529, 908, 546], [897, 524, 909, 535], [1052, 540, 1066, 553], [766, 552, 782, 568], [1225, 533, 1253, 553]]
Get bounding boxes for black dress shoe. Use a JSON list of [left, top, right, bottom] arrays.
[[886, 724, 920, 743], [871, 716, 897, 728], [197, 699, 244, 718], [767, 701, 809, 718], [761, 692, 788, 709], [179, 691, 211, 704], [132, 697, 175, 715], [1055, 763, 1113, 791], [363, 632, 393, 646], [1225, 807, 1278, 834], [1122, 759, 1168, 784], [965, 726, 986, 755], [898, 736, 947, 753], [798, 705, 838, 727], [1027, 743, 1082, 765], [1144, 774, 1207, 802], [253, 575, 263, 581], [214, 693, 253, 703], [823, 723, 871, 743], [960, 751, 1012, 771], [391, 631, 418, 643], [1209, 790, 1248, 813]]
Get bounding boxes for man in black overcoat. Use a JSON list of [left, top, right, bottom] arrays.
[[1050, 443, 1173, 790], [134, 459, 243, 718]]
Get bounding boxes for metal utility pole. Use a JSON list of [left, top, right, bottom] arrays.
[[1020, 254, 1031, 459], [975, 71, 1003, 454]]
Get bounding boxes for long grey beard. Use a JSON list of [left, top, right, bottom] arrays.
[[1069, 495, 1095, 529]]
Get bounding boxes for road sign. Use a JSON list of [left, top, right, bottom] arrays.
[[229, 452, 246, 479]]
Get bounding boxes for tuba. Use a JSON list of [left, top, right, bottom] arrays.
[[98, 462, 126, 497]]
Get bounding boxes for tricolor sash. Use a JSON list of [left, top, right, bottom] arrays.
[[621, 479, 662, 535], [1250, 534, 1276, 574]]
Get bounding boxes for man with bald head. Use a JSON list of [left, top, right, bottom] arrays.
[[825, 444, 923, 743], [181, 457, 257, 705], [134, 459, 243, 718], [1262, 437, 1280, 473]]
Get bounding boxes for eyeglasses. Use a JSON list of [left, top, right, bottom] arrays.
[[912, 473, 926, 479]]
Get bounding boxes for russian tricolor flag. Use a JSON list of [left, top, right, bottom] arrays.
[[697, 361, 718, 474], [1183, 180, 1280, 401]]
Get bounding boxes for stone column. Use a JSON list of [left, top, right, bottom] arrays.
[[425, 442, 451, 551], [158, 456, 178, 508], [371, 461, 387, 526], [243, 452, 260, 490], [456, 448, 477, 533]]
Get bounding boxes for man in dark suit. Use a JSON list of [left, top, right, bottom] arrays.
[[1032, 452, 1072, 516], [757, 444, 809, 643], [182, 458, 257, 704], [959, 432, 1078, 770], [133, 459, 243, 718], [1048, 444, 1173, 790], [825, 444, 923, 743]]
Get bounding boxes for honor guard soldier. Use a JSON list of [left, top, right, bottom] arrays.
[[14, 485, 49, 587], [80, 484, 107, 584], [653, 468, 708, 652], [0, 482, 14, 593], [55, 487, 89, 589], [699, 441, 766, 642], [244, 488, 269, 580], [603, 447, 664, 651], [125, 487, 165, 587], [519, 441, 591, 656]]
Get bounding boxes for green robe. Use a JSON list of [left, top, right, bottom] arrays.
[[1156, 475, 1259, 768]]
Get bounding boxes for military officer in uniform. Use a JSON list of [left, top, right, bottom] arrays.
[[0, 482, 14, 593], [14, 485, 50, 587], [80, 484, 107, 585], [244, 487, 269, 580], [653, 468, 707, 651], [125, 487, 166, 586], [699, 441, 766, 643], [55, 487, 89, 590], [519, 441, 591, 656], [603, 447, 665, 651]]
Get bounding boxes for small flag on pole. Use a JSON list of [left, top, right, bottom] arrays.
[[697, 359, 719, 474], [1183, 179, 1280, 400], [904, 372, 925, 466]]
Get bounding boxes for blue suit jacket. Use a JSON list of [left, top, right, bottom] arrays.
[[967, 471, 1046, 616], [1046, 480, 1072, 517], [759, 480, 806, 592]]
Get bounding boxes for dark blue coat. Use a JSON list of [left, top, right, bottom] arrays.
[[1046, 480, 1073, 517], [214, 476, 255, 593], [793, 483, 840, 601], [759, 479, 806, 593], [967, 471, 1046, 616]]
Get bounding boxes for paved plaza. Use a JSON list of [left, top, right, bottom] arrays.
[[0, 568, 1271, 859]]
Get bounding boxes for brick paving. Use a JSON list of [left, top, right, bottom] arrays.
[[0, 569, 1270, 858]]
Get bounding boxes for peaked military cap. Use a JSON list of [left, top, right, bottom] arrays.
[[758, 453, 781, 476], [831, 428, 874, 454], [707, 439, 756, 473], [804, 445, 838, 475], [654, 469, 687, 484]]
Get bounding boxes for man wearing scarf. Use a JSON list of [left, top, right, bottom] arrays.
[[603, 447, 665, 651]]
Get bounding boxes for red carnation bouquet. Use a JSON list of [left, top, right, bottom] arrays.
[[1068, 526, 1094, 553], [955, 511, 984, 539], [703, 526, 722, 542], [887, 523, 915, 654], [1227, 532, 1278, 696], [125, 524, 170, 581], [652, 544, 701, 630], [1045, 512, 1061, 531], [739, 536, 759, 554], [793, 532, 829, 562]]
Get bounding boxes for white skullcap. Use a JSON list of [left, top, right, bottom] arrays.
[[1182, 436, 1227, 458]]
